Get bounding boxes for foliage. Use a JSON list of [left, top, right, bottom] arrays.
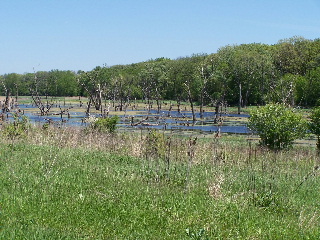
[[248, 104, 307, 150], [2, 36, 320, 108], [305, 67, 320, 106], [1, 113, 30, 140], [90, 116, 119, 133], [49, 70, 79, 96], [308, 106, 320, 150]]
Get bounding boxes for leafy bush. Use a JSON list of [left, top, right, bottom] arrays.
[[309, 107, 320, 151], [248, 104, 307, 150], [2, 113, 30, 140], [145, 129, 166, 159], [90, 116, 119, 133]]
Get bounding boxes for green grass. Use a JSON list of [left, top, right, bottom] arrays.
[[0, 130, 319, 239]]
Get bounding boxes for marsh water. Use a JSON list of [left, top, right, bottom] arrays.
[[5, 102, 251, 134]]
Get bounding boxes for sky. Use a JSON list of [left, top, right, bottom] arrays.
[[0, 0, 320, 74]]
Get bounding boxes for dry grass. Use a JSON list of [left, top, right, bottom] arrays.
[[23, 124, 318, 167], [208, 174, 224, 199]]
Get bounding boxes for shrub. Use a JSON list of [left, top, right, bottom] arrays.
[[248, 104, 307, 150], [309, 107, 320, 151], [90, 116, 119, 133], [2, 113, 30, 140], [145, 129, 166, 160]]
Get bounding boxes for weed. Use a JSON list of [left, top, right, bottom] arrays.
[[251, 190, 280, 208], [185, 228, 209, 240]]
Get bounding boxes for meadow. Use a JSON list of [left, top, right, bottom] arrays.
[[0, 123, 319, 239]]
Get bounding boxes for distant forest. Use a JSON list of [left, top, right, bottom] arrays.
[[2, 36, 320, 107]]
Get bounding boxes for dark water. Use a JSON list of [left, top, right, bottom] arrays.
[[5, 104, 251, 134]]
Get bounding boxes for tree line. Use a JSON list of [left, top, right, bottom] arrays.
[[1, 36, 320, 108]]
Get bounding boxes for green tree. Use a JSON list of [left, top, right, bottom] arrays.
[[248, 104, 307, 150], [165, 57, 189, 112], [48, 70, 78, 96], [180, 54, 207, 123], [305, 67, 320, 106], [293, 75, 308, 106], [309, 107, 320, 152], [138, 59, 170, 112], [2, 73, 24, 100], [273, 36, 312, 76], [207, 52, 233, 106], [214, 43, 275, 108]]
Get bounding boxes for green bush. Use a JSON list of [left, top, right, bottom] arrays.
[[2, 113, 30, 140], [90, 116, 119, 133], [145, 129, 166, 159], [248, 104, 307, 150], [309, 107, 320, 151]]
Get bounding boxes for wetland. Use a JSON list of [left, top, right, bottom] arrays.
[[2, 96, 250, 135]]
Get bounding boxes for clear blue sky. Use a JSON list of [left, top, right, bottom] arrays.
[[1, 0, 319, 74]]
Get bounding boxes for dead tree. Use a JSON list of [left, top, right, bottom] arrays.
[[3, 89, 11, 113], [30, 90, 54, 116], [78, 71, 104, 115], [184, 81, 196, 125], [204, 91, 227, 124], [269, 79, 295, 106], [110, 75, 133, 112], [198, 64, 214, 119], [1, 80, 11, 113], [29, 70, 55, 116]]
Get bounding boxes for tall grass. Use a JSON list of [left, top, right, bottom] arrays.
[[0, 125, 319, 239]]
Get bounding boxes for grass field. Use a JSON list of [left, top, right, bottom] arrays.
[[0, 124, 319, 239]]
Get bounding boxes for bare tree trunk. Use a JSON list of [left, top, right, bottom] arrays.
[[199, 66, 208, 119], [244, 89, 250, 108], [185, 83, 196, 124], [3, 89, 10, 113], [190, 99, 196, 124], [200, 90, 204, 119], [86, 98, 92, 115], [177, 98, 181, 113], [316, 136, 320, 159], [214, 102, 220, 124], [238, 82, 242, 114], [15, 83, 18, 103]]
